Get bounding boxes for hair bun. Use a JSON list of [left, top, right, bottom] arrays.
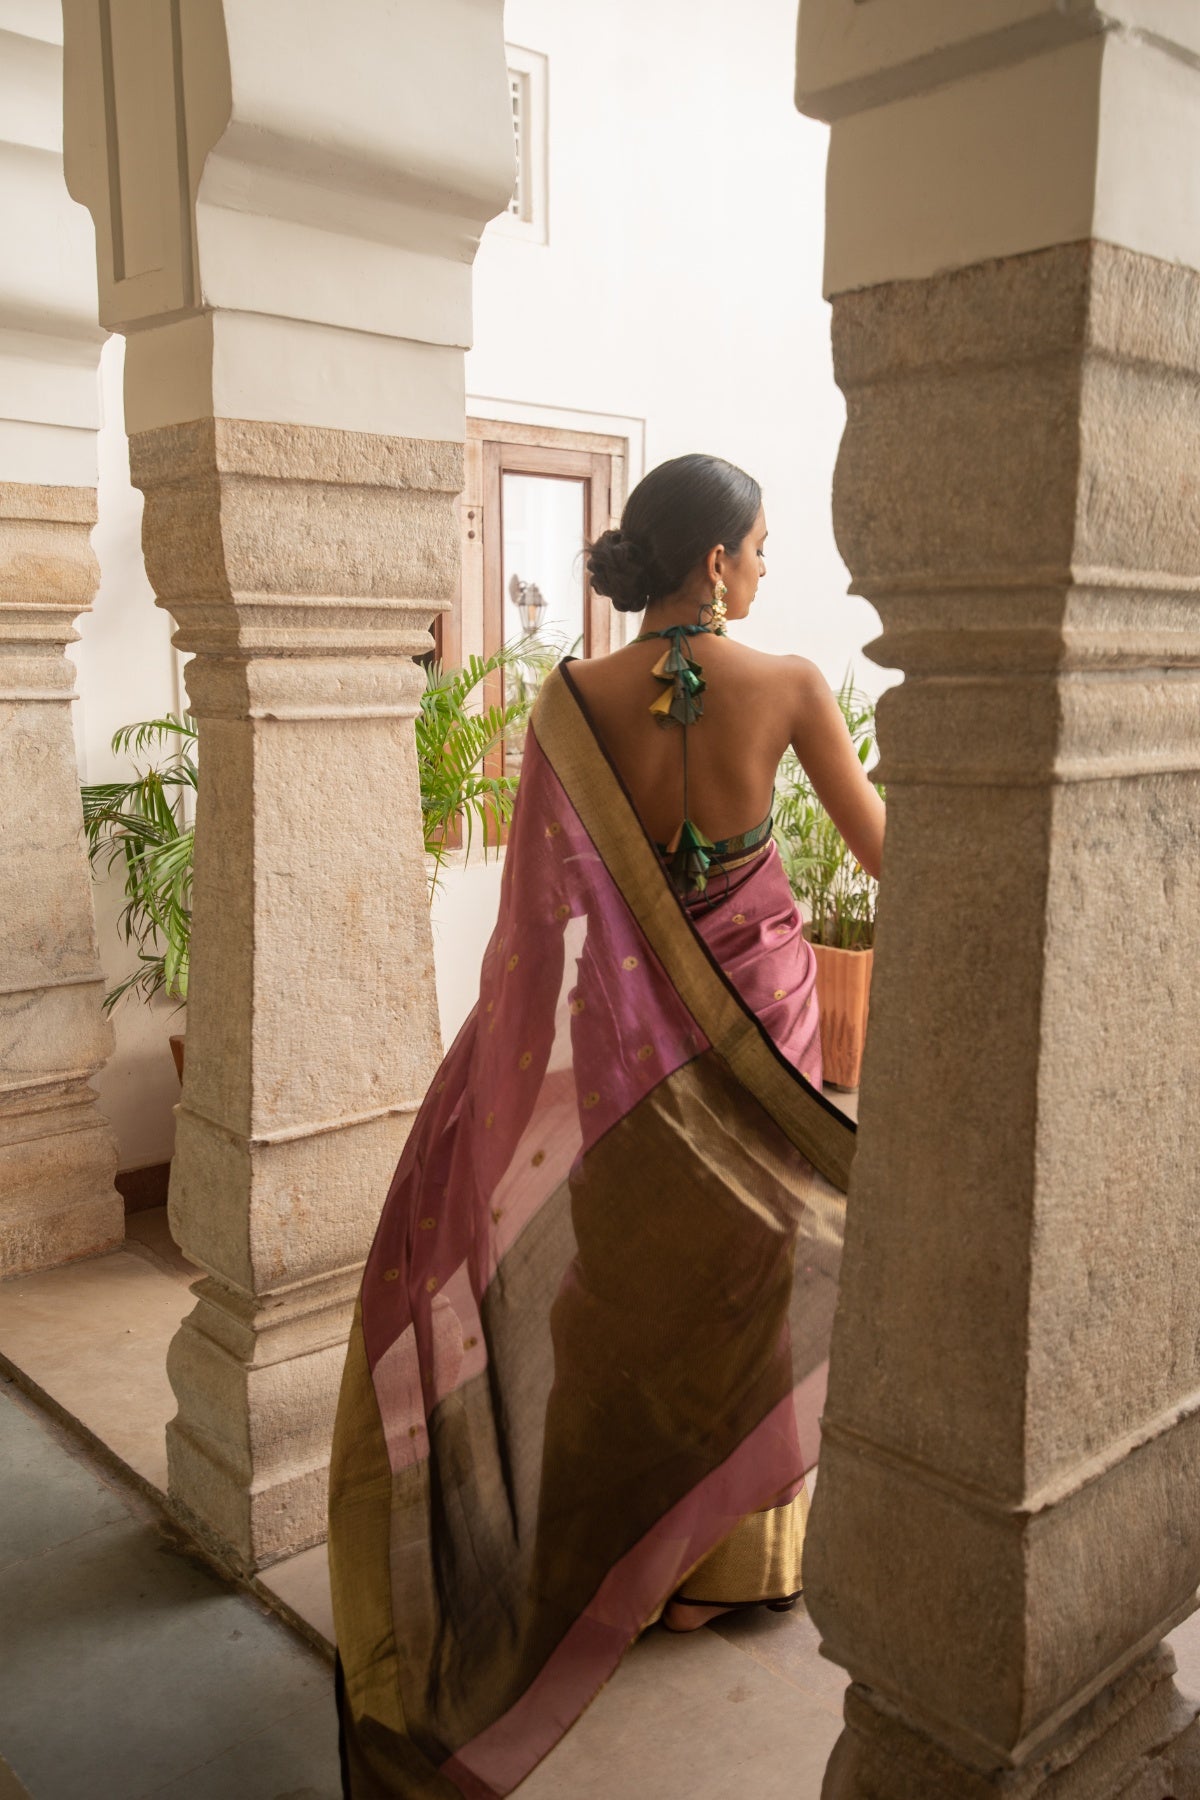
[[586, 528, 657, 614]]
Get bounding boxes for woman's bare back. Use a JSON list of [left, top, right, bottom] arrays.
[[567, 636, 885, 878], [568, 636, 802, 847]]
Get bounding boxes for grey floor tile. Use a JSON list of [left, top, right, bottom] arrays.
[[520, 1621, 841, 1800], [0, 1513, 332, 1800], [143, 1698, 341, 1799], [710, 1599, 848, 1716], [0, 1383, 126, 1573], [257, 1543, 335, 1651]]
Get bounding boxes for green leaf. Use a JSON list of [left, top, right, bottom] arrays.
[[419, 635, 552, 894], [774, 672, 880, 950], [82, 715, 197, 1011]]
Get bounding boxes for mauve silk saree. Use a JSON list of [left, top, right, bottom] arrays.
[[329, 664, 856, 1799]]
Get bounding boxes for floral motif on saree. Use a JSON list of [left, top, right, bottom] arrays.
[[329, 664, 855, 1799]]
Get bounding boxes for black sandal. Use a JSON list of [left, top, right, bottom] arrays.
[[661, 1589, 801, 1631]]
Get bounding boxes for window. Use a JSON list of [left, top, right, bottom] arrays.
[[508, 68, 529, 223], [490, 46, 548, 245], [448, 421, 629, 808]]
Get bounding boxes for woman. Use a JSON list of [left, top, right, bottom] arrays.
[[330, 454, 885, 1799]]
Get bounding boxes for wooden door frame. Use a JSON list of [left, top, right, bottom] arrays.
[[476, 433, 621, 671], [460, 420, 628, 828], [463, 420, 627, 630]]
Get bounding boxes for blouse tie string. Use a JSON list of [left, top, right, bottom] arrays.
[[633, 619, 721, 895]]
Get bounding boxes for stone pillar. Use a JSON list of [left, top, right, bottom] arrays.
[[798, 7, 1200, 1796], [62, 0, 513, 1569], [0, 5, 121, 1277]]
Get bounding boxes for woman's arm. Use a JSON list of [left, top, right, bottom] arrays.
[[788, 659, 885, 880]]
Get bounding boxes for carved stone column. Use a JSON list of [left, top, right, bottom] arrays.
[[62, 0, 512, 1568], [797, 7, 1200, 1796], [133, 418, 458, 1565], [0, 10, 121, 1277]]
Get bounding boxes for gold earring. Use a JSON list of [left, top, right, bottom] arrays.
[[711, 580, 728, 634]]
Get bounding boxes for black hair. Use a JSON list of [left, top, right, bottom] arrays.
[[586, 453, 762, 614]]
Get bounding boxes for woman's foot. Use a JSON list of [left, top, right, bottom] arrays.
[[662, 1599, 738, 1632]]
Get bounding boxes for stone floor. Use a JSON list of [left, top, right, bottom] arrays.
[[1, 1212, 1198, 1799], [0, 1362, 842, 1800], [0, 1376, 341, 1800]]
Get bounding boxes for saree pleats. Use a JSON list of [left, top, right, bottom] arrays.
[[329, 664, 856, 1799]]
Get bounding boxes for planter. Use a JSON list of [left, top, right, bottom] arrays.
[[169, 1034, 186, 1083], [810, 942, 873, 1091]]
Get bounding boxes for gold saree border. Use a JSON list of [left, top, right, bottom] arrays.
[[531, 666, 856, 1193], [328, 1302, 407, 1739], [674, 1488, 808, 1605]]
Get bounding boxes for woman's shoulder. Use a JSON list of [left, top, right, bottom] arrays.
[[566, 638, 827, 706], [563, 638, 665, 689], [718, 640, 826, 692]]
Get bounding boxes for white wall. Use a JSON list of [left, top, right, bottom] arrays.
[[470, 0, 889, 694], [429, 854, 506, 1047]]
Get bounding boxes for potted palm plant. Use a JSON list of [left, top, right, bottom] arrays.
[[81, 715, 195, 1076], [418, 638, 557, 891], [774, 677, 881, 1090]]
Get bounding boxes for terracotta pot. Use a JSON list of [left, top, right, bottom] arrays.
[[810, 942, 873, 1091], [169, 1034, 186, 1083]]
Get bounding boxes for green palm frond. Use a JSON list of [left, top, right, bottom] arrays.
[[773, 674, 882, 952], [110, 714, 197, 756], [420, 634, 557, 897], [80, 714, 195, 1011]]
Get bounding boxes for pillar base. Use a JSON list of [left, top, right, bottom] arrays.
[[824, 1647, 1200, 1800], [165, 1267, 361, 1572], [0, 1085, 122, 1279]]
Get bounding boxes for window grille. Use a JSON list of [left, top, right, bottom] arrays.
[[492, 46, 547, 244], [509, 69, 529, 221]]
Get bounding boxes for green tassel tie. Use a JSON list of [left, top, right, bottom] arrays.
[[649, 644, 707, 726], [634, 620, 722, 895], [638, 622, 711, 730], [666, 817, 716, 895]]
